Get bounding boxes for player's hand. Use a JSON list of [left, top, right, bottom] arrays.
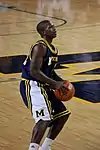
[[54, 81, 64, 89], [49, 81, 63, 89], [55, 81, 69, 93], [54, 81, 68, 90]]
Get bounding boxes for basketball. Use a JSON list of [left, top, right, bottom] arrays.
[[54, 81, 75, 101]]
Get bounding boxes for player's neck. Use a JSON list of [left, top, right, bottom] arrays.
[[43, 37, 53, 45]]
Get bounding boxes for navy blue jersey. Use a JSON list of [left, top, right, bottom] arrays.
[[21, 38, 58, 81]]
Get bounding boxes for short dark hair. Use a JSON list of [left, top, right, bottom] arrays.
[[36, 20, 50, 36]]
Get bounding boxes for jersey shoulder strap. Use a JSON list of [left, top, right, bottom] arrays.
[[29, 40, 47, 60]]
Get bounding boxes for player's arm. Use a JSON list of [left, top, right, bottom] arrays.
[[51, 70, 63, 81], [30, 44, 63, 89]]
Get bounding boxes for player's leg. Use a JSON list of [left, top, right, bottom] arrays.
[[29, 120, 50, 150], [40, 115, 70, 150], [28, 81, 53, 150], [39, 115, 70, 150], [47, 113, 70, 139], [47, 98, 71, 140], [20, 80, 53, 150], [39, 90, 71, 150]]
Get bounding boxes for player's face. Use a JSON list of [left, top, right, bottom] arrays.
[[44, 22, 57, 38]]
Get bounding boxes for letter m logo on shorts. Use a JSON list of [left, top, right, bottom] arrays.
[[36, 109, 45, 117]]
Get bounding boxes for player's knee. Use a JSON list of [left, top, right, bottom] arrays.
[[31, 120, 51, 143], [36, 119, 51, 130]]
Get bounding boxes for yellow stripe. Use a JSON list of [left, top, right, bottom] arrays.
[[53, 111, 71, 120], [25, 80, 28, 104], [38, 83, 53, 119], [27, 81, 31, 109], [74, 97, 92, 104], [41, 38, 57, 54], [23, 56, 29, 65], [36, 41, 46, 45], [25, 80, 31, 109], [53, 110, 71, 118], [29, 44, 35, 60], [21, 78, 29, 81], [39, 83, 52, 114], [42, 87, 52, 115]]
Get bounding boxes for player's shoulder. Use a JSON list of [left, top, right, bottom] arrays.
[[30, 40, 47, 57], [32, 40, 46, 49], [34, 42, 46, 52]]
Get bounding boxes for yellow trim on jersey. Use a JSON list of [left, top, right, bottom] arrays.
[[27, 38, 57, 62], [23, 56, 29, 65], [35, 41, 46, 45], [29, 45, 33, 60], [41, 38, 57, 54], [24, 38, 57, 64], [21, 78, 26, 80], [29, 40, 47, 60]]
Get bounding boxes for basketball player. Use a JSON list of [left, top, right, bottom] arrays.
[[20, 20, 71, 150]]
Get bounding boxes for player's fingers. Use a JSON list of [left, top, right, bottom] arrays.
[[60, 86, 69, 94]]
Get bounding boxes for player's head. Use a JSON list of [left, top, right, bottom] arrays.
[[36, 20, 56, 38]]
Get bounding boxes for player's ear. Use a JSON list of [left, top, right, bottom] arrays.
[[43, 30, 46, 35], [41, 31, 45, 37]]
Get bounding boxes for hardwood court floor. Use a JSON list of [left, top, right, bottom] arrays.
[[0, 0, 100, 150]]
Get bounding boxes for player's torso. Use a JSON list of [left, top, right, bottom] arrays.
[[21, 38, 58, 81]]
